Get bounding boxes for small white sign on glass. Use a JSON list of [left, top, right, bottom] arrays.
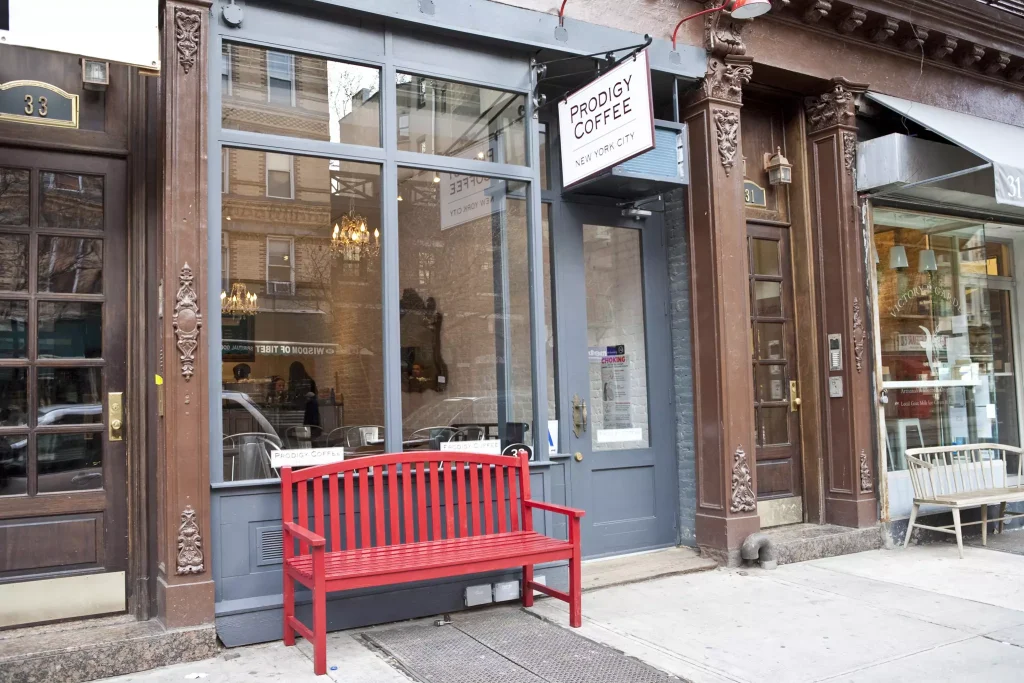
[[557, 50, 655, 189], [440, 439, 503, 455], [270, 447, 346, 469]]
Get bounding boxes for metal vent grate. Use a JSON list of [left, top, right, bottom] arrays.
[[977, 0, 1024, 18], [256, 526, 284, 566]]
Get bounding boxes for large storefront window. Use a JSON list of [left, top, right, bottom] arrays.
[[874, 208, 1020, 478], [396, 167, 533, 450], [221, 151, 384, 481]]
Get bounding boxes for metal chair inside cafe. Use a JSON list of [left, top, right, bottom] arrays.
[[285, 425, 323, 450], [410, 426, 457, 450], [223, 432, 282, 481]]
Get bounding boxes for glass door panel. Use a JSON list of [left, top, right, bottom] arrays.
[[583, 225, 649, 451]]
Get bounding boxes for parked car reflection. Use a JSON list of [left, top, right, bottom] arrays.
[[0, 403, 104, 495]]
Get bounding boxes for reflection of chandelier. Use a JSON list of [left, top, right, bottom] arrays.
[[221, 282, 258, 316], [331, 208, 380, 257]]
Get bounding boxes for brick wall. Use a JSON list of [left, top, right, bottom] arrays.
[[665, 189, 697, 546]]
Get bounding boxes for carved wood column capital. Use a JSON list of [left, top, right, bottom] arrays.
[[804, 78, 867, 135]]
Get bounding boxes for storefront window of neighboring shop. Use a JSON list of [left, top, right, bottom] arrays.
[[873, 208, 1020, 482], [220, 151, 384, 481]]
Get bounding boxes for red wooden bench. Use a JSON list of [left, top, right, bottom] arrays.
[[280, 449, 584, 675]]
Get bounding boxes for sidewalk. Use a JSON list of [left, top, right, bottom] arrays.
[[535, 543, 1024, 683], [100, 542, 1024, 683]]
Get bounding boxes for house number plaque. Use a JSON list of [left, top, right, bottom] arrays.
[[0, 80, 79, 129]]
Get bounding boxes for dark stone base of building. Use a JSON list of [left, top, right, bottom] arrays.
[[0, 615, 218, 683]]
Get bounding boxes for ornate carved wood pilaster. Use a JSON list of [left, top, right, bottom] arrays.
[[685, 55, 758, 564], [157, 0, 214, 628], [804, 78, 877, 528]]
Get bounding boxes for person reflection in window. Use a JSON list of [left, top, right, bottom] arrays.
[[232, 363, 251, 381], [289, 361, 320, 427]]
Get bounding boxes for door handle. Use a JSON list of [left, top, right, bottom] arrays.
[[790, 381, 801, 412], [109, 391, 124, 441], [571, 393, 587, 438]]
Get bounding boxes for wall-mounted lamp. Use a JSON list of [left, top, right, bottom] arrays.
[[764, 147, 792, 186], [82, 59, 109, 91], [919, 249, 938, 272], [889, 245, 909, 269], [671, 0, 772, 50]]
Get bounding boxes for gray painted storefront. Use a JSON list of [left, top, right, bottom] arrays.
[[207, 0, 699, 645]]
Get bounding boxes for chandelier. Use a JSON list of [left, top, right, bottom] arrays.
[[331, 208, 380, 258], [221, 282, 258, 317]]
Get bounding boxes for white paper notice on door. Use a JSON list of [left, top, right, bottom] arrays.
[[595, 427, 643, 443]]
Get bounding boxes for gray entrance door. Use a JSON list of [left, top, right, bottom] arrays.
[[554, 201, 677, 558]]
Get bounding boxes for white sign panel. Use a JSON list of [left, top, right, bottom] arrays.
[[270, 447, 346, 468], [558, 50, 655, 189], [2, 1, 161, 71], [439, 173, 501, 231], [596, 428, 643, 443], [440, 439, 503, 455]]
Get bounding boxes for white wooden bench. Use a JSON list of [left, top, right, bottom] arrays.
[[905, 444, 1024, 558]]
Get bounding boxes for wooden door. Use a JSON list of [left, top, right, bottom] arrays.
[[0, 149, 128, 614], [748, 223, 803, 524]]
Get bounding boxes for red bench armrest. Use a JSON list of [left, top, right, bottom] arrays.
[[525, 500, 585, 519], [283, 522, 326, 548]]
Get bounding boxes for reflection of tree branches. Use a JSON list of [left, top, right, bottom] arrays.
[[302, 239, 336, 321]]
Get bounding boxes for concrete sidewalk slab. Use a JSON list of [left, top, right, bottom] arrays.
[[532, 545, 1024, 683], [812, 546, 1024, 611], [101, 635, 411, 683], [582, 547, 716, 592], [834, 637, 1024, 683], [534, 569, 969, 683]]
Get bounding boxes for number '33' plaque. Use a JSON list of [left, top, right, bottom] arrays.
[[0, 80, 79, 129]]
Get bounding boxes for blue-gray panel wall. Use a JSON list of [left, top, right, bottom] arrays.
[[213, 462, 570, 646], [665, 189, 696, 546]]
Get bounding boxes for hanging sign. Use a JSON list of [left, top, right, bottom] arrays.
[[0, 81, 78, 128], [558, 50, 655, 189], [1, 0, 160, 71]]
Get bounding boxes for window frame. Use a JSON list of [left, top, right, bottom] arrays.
[[265, 50, 296, 106], [221, 43, 233, 97], [265, 235, 295, 295], [264, 152, 294, 200]]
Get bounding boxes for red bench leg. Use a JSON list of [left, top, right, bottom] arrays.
[[283, 571, 296, 646], [522, 564, 534, 608], [569, 550, 581, 627], [569, 517, 582, 628], [313, 564, 327, 675]]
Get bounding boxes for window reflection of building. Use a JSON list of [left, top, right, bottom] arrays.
[[220, 45, 386, 478]]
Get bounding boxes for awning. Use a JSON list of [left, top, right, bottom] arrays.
[[864, 92, 1024, 210]]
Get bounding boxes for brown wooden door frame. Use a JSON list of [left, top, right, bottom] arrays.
[[747, 222, 804, 509], [0, 148, 129, 591]]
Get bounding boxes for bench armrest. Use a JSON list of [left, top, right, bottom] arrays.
[[525, 500, 585, 519], [283, 522, 326, 548]]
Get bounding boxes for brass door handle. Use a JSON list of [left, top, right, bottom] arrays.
[[790, 381, 801, 412], [571, 393, 588, 438], [109, 392, 124, 441]]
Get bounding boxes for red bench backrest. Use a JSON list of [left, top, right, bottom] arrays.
[[281, 450, 532, 554]]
